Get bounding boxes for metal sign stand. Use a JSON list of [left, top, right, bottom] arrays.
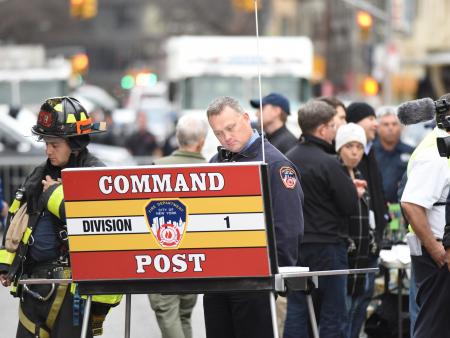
[[18, 267, 378, 338], [125, 294, 131, 338], [81, 295, 92, 338], [270, 292, 280, 338]]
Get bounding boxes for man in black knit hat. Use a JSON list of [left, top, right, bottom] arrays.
[[345, 102, 389, 337]]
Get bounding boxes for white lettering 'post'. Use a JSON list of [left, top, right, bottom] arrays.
[[135, 255, 152, 273], [172, 254, 188, 272], [189, 253, 206, 272], [153, 255, 171, 273]]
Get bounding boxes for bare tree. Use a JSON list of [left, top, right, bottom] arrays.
[[0, 0, 72, 42]]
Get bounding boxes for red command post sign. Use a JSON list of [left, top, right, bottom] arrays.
[[62, 163, 275, 291]]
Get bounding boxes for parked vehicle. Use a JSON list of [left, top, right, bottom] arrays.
[[165, 36, 313, 157], [0, 45, 71, 110], [0, 106, 136, 202]]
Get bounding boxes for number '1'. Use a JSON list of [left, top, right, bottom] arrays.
[[224, 216, 230, 228]]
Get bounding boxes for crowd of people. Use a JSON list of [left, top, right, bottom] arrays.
[[199, 93, 425, 338], [243, 95, 404, 338], [1, 91, 448, 338]]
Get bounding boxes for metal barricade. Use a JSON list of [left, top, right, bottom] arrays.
[[19, 267, 379, 338], [0, 156, 43, 203]]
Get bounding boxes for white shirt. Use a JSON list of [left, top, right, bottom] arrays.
[[401, 128, 450, 239], [364, 141, 373, 155]]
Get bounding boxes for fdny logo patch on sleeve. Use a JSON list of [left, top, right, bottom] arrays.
[[279, 166, 297, 189]]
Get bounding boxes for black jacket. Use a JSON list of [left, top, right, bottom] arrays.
[[443, 190, 450, 249], [357, 147, 388, 246], [286, 134, 358, 244], [210, 137, 304, 267], [267, 125, 298, 155], [24, 150, 104, 219], [0, 150, 104, 276], [346, 168, 376, 296]]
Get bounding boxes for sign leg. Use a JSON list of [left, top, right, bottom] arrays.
[[81, 296, 92, 338], [125, 294, 131, 338], [270, 292, 280, 338], [306, 294, 319, 338], [397, 269, 403, 338]]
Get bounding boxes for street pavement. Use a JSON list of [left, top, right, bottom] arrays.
[[0, 285, 206, 338]]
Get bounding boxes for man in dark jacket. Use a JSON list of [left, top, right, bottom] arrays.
[[283, 100, 359, 338], [0, 97, 120, 338], [373, 106, 414, 203], [250, 93, 297, 154], [346, 101, 389, 336], [204, 96, 304, 338], [347, 102, 389, 244], [125, 111, 162, 157], [317, 96, 348, 131]]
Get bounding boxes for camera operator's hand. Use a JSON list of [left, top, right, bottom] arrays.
[[402, 202, 446, 267], [445, 248, 450, 271], [0, 273, 11, 287], [423, 238, 446, 268]]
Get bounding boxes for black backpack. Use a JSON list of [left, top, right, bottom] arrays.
[[365, 292, 410, 338]]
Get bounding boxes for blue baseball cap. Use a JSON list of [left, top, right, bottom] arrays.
[[250, 93, 290, 115]]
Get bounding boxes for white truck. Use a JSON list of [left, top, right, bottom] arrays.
[[165, 35, 314, 157], [0, 45, 71, 110]]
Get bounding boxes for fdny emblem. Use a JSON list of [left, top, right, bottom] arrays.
[[145, 199, 187, 249], [280, 166, 297, 189], [37, 111, 53, 128]]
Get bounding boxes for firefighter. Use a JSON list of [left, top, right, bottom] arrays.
[[0, 97, 121, 338], [204, 96, 304, 338]]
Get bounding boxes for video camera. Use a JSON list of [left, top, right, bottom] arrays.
[[434, 99, 450, 158], [398, 97, 450, 158]]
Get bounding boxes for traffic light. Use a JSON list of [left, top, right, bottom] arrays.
[[82, 0, 97, 19], [232, 0, 261, 12], [361, 76, 379, 96], [121, 71, 158, 90], [135, 72, 158, 87], [70, 0, 84, 17], [70, 0, 97, 19], [356, 10, 373, 41], [71, 53, 89, 75], [121, 75, 135, 90]]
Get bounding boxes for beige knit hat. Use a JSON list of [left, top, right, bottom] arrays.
[[335, 123, 367, 152]]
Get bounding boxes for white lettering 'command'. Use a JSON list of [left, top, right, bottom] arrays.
[[99, 173, 224, 195]]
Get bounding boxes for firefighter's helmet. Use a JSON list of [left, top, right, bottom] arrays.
[[32, 96, 106, 138]]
